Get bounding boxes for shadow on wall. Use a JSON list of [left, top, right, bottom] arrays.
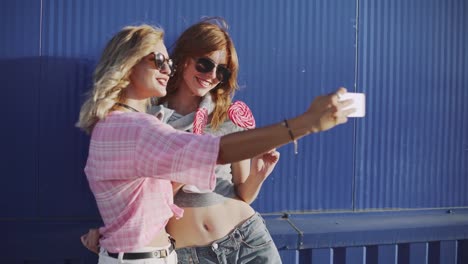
[[0, 57, 101, 262]]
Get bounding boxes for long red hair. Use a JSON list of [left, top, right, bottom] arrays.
[[160, 17, 239, 130]]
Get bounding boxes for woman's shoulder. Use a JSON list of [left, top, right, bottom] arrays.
[[227, 100, 256, 129], [104, 111, 166, 129], [93, 112, 169, 140]]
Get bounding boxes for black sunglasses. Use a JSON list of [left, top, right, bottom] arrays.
[[194, 57, 231, 83], [151, 52, 175, 77]]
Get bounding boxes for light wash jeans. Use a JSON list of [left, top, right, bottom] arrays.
[[98, 245, 177, 264], [176, 212, 282, 264]]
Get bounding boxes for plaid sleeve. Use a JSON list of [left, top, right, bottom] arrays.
[[135, 117, 219, 191]]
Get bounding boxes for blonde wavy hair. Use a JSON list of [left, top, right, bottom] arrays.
[[160, 17, 239, 130], [76, 24, 164, 134]]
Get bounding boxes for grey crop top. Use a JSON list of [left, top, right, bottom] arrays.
[[150, 104, 246, 207]]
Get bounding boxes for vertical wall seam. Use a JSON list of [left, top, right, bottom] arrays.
[[351, 0, 360, 212], [39, 0, 43, 56], [37, 0, 43, 217], [351, 0, 359, 211], [353, 0, 360, 92]]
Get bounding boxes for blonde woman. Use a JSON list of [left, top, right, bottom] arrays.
[[78, 23, 354, 264]]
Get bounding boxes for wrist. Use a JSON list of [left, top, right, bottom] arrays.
[[282, 119, 298, 155], [287, 115, 315, 138], [295, 113, 320, 134]]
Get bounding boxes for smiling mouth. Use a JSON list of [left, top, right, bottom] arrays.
[[157, 78, 168, 86], [196, 77, 213, 88]]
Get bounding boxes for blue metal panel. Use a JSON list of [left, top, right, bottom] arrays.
[[427, 242, 439, 264], [409, 242, 428, 264], [346, 246, 366, 264], [311, 248, 333, 263], [41, 0, 196, 58], [37, 57, 98, 217], [458, 240, 468, 264], [237, 0, 357, 213], [0, 4, 39, 221], [0, 58, 40, 217], [2, 220, 100, 263], [398, 243, 410, 263], [282, 209, 468, 249], [263, 210, 468, 262], [439, 241, 457, 264], [356, 0, 468, 209], [42, 0, 161, 57], [0, 0, 41, 57], [279, 250, 299, 264], [378, 245, 398, 264]]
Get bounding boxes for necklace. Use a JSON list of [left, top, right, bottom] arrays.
[[115, 102, 140, 113]]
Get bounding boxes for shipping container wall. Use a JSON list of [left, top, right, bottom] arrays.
[[356, 0, 468, 210], [1, 0, 466, 263]]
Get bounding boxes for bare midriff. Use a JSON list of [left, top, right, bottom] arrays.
[[166, 197, 255, 248]]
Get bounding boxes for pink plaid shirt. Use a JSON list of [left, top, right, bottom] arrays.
[[84, 111, 219, 252]]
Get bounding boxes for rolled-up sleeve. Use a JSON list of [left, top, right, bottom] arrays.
[[135, 118, 220, 191]]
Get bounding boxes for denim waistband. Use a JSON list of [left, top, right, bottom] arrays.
[[176, 212, 281, 263], [178, 212, 262, 252]]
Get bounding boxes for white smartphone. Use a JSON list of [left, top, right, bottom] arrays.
[[339, 92, 366, 117]]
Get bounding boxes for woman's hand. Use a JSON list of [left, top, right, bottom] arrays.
[[80, 228, 101, 254], [306, 87, 355, 133], [233, 149, 280, 204], [250, 149, 280, 181]]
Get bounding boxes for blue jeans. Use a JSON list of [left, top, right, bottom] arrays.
[[176, 212, 282, 264]]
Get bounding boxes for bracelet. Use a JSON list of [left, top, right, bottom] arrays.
[[283, 119, 298, 155]]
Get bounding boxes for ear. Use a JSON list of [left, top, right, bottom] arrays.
[[183, 59, 190, 69]]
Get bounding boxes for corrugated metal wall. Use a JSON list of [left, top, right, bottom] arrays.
[[356, 0, 468, 210], [1, 0, 467, 263]]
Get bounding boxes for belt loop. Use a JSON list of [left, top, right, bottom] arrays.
[[233, 229, 242, 241], [118, 252, 124, 263], [169, 236, 176, 248], [190, 247, 199, 263], [212, 241, 219, 251]]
